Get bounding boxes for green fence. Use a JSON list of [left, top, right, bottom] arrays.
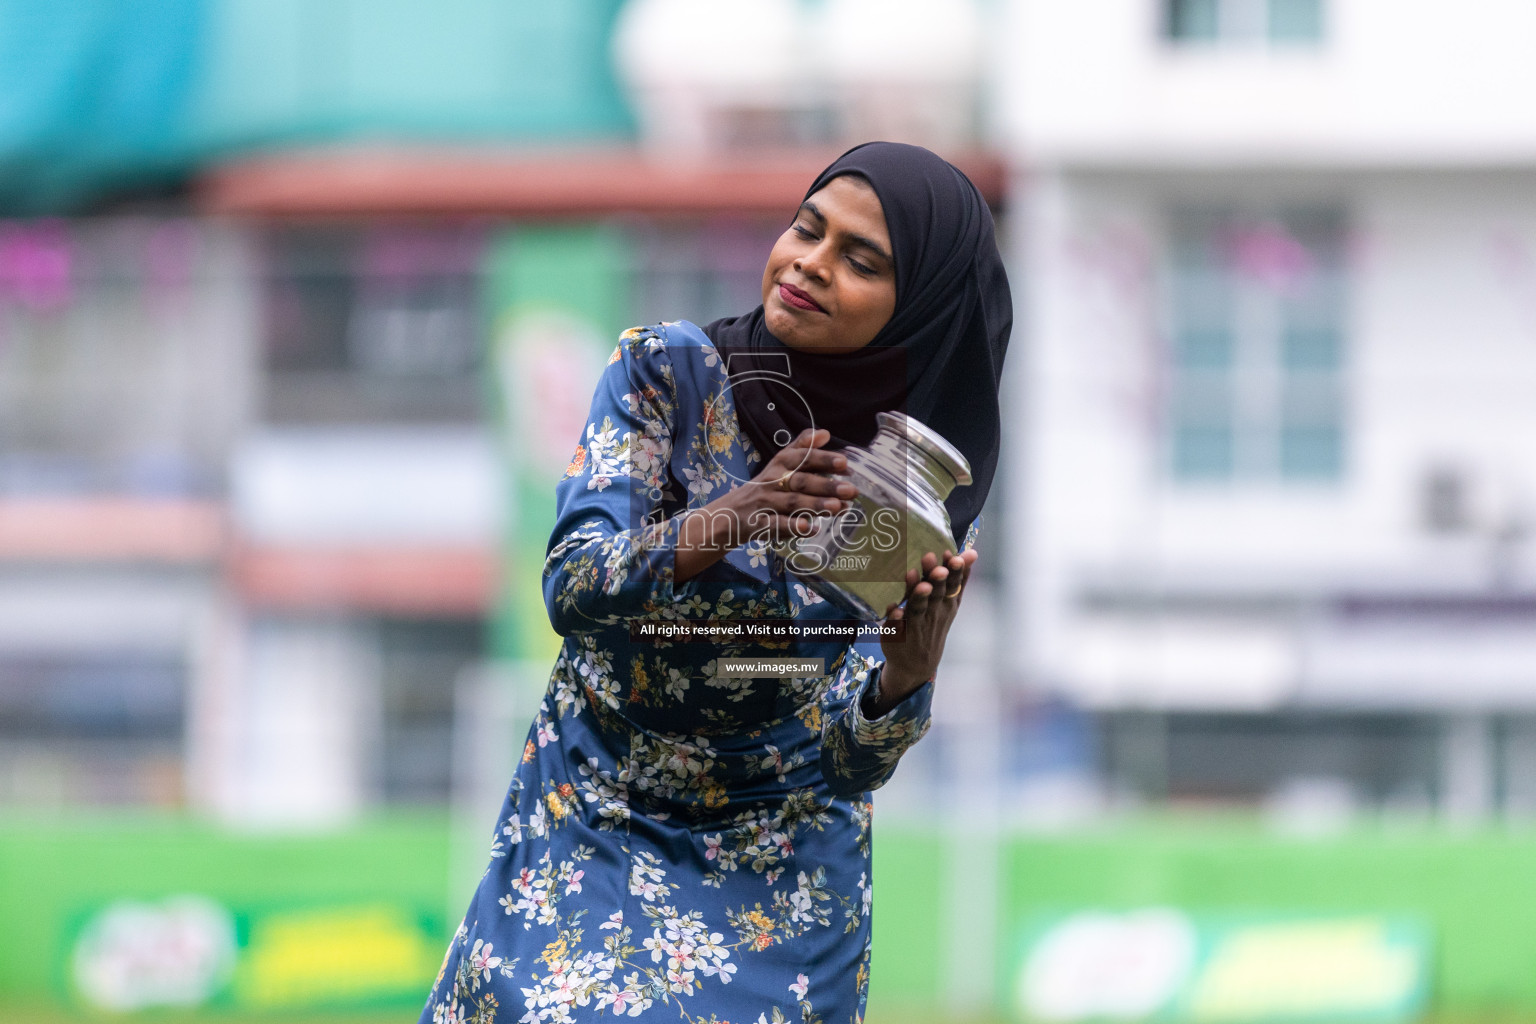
[[0, 815, 450, 1012], [870, 821, 1536, 1019], [6, 816, 1536, 1018], [993, 822, 1536, 1013]]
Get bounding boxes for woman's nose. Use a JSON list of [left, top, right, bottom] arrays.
[[794, 243, 832, 280]]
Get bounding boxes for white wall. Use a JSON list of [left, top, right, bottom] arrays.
[[1001, 0, 1536, 165], [1011, 168, 1536, 708], [231, 427, 501, 547], [206, 617, 382, 827]]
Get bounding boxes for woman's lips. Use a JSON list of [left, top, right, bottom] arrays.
[[778, 283, 825, 313]]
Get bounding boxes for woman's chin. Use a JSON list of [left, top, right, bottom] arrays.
[[763, 310, 812, 350], [763, 307, 873, 355]]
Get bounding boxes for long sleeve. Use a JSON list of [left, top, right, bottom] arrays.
[[814, 514, 983, 797], [542, 328, 684, 636], [817, 648, 933, 799]]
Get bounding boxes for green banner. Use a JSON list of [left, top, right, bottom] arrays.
[[1010, 910, 1430, 1022], [482, 223, 627, 668], [69, 897, 442, 1012]]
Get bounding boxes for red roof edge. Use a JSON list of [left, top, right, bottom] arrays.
[[195, 145, 1008, 219]]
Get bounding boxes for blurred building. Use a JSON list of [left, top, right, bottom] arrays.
[[0, 0, 1003, 828], [0, 0, 626, 823], [1001, 0, 1536, 823], [17, 2, 1536, 1017], [27, 0, 1536, 835]]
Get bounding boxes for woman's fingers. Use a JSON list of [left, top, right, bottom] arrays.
[[785, 454, 850, 484], [888, 550, 981, 626], [905, 578, 932, 616], [764, 430, 823, 482], [904, 550, 975, 608], [792, 447, 846, 473], [945, 550, 979, 601], [777, 428, 834, 468], [943, 553, 966, 599], [786, 427, 829, 451], [778, 471, 853, 501], [761, 429, 855, 508]]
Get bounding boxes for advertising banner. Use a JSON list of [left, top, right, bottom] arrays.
[[69, 896, 443, 1012], [483, 224, 623, 668], [1011, 909, 1430, 1023]]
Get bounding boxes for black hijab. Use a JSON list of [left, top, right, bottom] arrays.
[[703, 141, 1012, 545]]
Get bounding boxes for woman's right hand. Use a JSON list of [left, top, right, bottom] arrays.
[[675, 428, 858, 581], [735, 428, 858, 545]]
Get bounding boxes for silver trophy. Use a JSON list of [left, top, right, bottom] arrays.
[[778, 411, 971, 619]]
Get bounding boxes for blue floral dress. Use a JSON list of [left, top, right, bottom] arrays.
[[422, 321, 938, 1024]]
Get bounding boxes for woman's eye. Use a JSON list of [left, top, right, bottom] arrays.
[[848, 257, 876, 275], [792, 224, 817, 240]]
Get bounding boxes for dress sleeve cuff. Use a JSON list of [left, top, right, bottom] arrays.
[[853, 666, 933, 738]]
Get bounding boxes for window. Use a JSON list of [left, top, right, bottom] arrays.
[[0, 220, 234, 497], [0, 654, 185, 806], [1166, 0, 1323, 45], [1165, 209, 1346, 482], [625, 221, 781, 329], [377, 618, 483, 806], [263, 226, 487, 424], [1099, 710, 1441, 809]]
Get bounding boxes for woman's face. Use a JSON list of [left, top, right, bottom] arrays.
[[761, 174, 896, 355]]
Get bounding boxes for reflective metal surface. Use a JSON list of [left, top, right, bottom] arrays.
[[779, 411, 971, 620]]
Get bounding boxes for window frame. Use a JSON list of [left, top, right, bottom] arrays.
[[1163, 0, 1325, 47], [1160, 205, 1350, 486]]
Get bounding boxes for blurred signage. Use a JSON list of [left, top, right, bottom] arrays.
[[1012, 909, 1429, 1023], [72, 896, 236, 1012], [483, 223, 623, 665], [71, 898, 440, 1012], [495, 308, 609, 478]]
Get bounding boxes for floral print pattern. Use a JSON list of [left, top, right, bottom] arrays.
[[422, 323, 936, 1024]]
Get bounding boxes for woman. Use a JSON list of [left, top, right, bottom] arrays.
[[422, 142, 1010, 1024]]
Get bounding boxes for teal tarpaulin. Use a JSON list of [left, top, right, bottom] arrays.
[[0, 0, 634, 214], [0, 0, 206, 212]]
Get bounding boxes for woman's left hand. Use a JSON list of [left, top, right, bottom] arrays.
[[871, 548, 978, 715]]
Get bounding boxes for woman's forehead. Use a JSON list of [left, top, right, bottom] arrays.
[[808, 172, 877, 205], [803, 175, 890, 246]]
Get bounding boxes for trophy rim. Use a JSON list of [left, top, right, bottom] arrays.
[[875, 411, 973, 487]]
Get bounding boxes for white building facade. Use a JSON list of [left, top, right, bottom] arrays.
[[999, 0, 1536, 818]]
